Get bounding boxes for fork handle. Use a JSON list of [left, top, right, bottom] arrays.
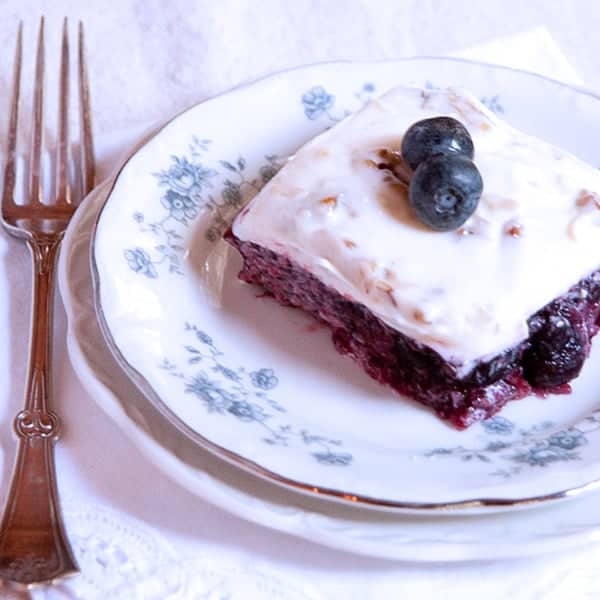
[[0, 238, 78, 584]]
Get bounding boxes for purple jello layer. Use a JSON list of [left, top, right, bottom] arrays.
[[225, 231, 600, 429]]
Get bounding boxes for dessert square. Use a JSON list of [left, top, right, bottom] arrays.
[[225, 86, 600, 428]]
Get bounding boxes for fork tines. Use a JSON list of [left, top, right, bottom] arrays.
[[2, 17, 95, 214]]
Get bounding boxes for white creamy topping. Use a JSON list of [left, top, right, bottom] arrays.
[[232, 86, 600, 375]]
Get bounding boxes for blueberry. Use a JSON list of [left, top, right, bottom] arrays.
[[409, 154, 483, 231], [523, 307, 586, 388], [401, 116, 474, 171]]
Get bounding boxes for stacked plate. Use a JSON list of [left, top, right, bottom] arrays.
[[59, 58, 600, 561]]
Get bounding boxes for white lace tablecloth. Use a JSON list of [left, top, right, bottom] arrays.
[[0, 3, 599, 598]]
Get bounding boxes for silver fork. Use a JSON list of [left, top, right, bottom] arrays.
[[0, 18, 95, 586]]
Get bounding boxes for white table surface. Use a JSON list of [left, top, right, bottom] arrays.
[[0, 2, 599, 598]]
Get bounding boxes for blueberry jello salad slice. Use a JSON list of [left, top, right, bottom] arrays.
[[225, 86, 600, 429]]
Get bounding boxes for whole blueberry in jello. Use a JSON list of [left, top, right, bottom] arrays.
[[401, 116, 474, 171], [409, 154, 483, 231], [522, 307, 586, 388]]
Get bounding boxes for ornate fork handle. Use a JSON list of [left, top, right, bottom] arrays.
[[0, 236, 78, 584]]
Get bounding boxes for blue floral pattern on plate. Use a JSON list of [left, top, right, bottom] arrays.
[[301, 86, 335, 120], [124, 248, 158, 279], [425, 413, 600, 478], [160, 323, 353, 467], [301, 82, 376, 123], [124, 137, 282, 277]]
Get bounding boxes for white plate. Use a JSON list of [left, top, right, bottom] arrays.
[[91, 58, 600, 511], [61, 175, 600, 562]]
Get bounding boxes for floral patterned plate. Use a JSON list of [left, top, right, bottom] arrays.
[[91, 58, 600, 512]]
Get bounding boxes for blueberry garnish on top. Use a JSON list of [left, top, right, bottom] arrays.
[[409, 154, 483, 232], [401, 116, 474, 171], [395, 115, 483, 231]]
